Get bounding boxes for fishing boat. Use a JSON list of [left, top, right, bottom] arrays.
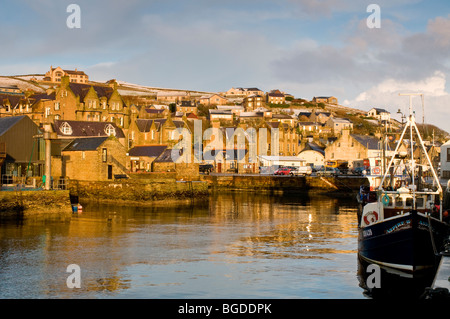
[[358, 93, 450, 278]]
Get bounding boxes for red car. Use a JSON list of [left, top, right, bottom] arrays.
[[274, 167, 292, 175]]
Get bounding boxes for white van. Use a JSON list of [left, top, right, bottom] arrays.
[[290, 166, 313, 176]]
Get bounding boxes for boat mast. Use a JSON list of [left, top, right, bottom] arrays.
[[378, 93, 443, 218]]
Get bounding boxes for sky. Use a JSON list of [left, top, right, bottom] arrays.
[[1, 0, 450, 132]]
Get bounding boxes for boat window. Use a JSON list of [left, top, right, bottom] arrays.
[[405, 198, 413, 208], [416, 197, 425, 209], [395, 197, 403, 208]]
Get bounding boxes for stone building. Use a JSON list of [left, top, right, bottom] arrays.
[[127, 116, 190, 149], [44, 66, 89, 83], [60, 136, 127, 181], [35, 76, 129, 129]]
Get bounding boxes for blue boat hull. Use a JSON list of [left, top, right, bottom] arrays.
[[358, 211, 448, 277]]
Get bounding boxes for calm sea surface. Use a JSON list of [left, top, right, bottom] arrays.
[[0, 192, 365, 299]]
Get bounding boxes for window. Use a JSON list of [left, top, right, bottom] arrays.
[[45, 107, 50, 118], [416, 197, 425, 209], [104, 124, 116, 136], [102, 148, 107, 163], [405, 198, 413, 208], [82, 151, 85, 160], [447, 148, 450, 162], [60, 122, 73, 135], [54, 102, 60, 110], [151, 130, 155, 140]]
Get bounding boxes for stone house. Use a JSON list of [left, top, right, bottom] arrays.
[[127, 116, 190, 149], [176, 100, 198, 115], [128, 145, 168, 172], [243, 88, 264, 96], [266, 90, 286, 104], [0, 94, 33, 118], [326, 117, 353, 134], [243, 94, 265, 111], [209, 109, 234, 123], [37, 76, 129, 129], [199, 94, 228, 106], [312, 96, 338, 104], [44, 66, 89, 84], [324, 129, 380, 168], [52, 120, 126, 148], [224, 87, 246, 97], [309, 111, 332, 124], [60, 136, 128, 181]]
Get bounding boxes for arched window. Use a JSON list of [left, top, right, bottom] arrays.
[[104, 124, 116, 136], [61, 122, 73, 135]]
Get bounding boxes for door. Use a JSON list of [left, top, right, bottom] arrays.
[[108, 165, 113, 180]]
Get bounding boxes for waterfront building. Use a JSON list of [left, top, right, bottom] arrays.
[[0, 116, 44, 183], [60, 136, 127, 181]]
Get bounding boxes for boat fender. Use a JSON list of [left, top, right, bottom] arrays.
[[382, 194, 390, 206], [364, 211, 379, 225]]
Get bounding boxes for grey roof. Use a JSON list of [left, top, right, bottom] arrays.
[[128, 145, 167, 157], [53, 120, 125, 138], [351, 134, 380, 150], [300, 142, 325, 155], [154, 148, 176, 163], [371, 108, 390, 114], [0, 116, 26, 136], [63, 137, 108, 151]]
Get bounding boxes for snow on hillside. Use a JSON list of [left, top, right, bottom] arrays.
[[0, 76, 45, 92]]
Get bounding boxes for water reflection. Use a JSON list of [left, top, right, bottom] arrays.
[[0, 192, 363, 298]]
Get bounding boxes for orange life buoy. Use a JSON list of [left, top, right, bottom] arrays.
[[373, 167, 381, 174], [364, 211, 379, 225]]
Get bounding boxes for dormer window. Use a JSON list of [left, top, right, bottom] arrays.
[[104, 124, 116, 136], [61, 122, 73, 135]]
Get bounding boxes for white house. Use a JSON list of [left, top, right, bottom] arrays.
[[297, 142, 325, 168], [367, 108, 391, 123]]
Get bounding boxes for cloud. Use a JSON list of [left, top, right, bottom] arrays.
[[342, 71, 450, 131]]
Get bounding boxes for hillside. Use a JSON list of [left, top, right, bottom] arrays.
[[2, 74, 448, 140]]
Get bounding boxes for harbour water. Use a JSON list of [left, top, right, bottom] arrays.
[[0, 192, 365, 299]]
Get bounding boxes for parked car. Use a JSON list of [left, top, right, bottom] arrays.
[[199, 164, 214, 174], [317, 166, 340, 176], [352, 167, 367, 175], [274, 167, 293, 175], [290, 166, 313, 176]]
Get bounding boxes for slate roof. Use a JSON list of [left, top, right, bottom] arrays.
[[0, 116, 25, 136], [300, 142, 325, 155], [128, 145, 167, 157], [53, 120, 125, 138], [351, 134, 380, 150], [63, 137, 108, 152], [371, 108, 390, 114], [154, 148, 177, 163]]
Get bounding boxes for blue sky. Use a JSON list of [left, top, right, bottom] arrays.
[[1, 0, 450, 131]]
